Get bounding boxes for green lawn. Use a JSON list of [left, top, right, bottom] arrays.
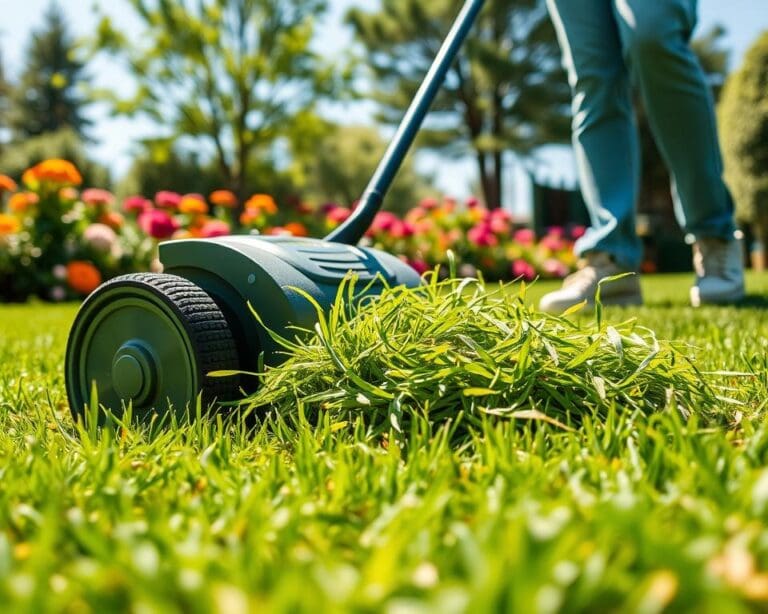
[[1, 272, 768, 612]]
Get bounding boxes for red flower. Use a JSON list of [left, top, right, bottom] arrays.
[[138, 209, 179, 239]]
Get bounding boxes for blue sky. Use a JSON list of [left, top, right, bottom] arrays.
[[2, 0, 767, 208]]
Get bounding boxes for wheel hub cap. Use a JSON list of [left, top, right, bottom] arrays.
[[111, 342, 155, 404]]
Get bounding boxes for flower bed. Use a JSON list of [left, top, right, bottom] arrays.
[[1, 160, 581, 302]]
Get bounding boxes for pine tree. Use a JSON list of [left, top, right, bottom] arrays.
[[348, 0, 571, 208], [9, 3, 91, 140]]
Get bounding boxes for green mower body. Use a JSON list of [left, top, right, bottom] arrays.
[[65, 237, 420, 419], [160, 235, 420, 372]]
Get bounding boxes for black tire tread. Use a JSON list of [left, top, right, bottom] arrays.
[[100, 273, 240, 406]]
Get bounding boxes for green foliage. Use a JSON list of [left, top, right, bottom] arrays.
[[301, 124, 435, 213], [1, 274, 768, 609], [0, 129, 109, 188], [718, 31, 768, 241], [348, 0, 571, 208], [7, 4, 91, 141], [93, 0, 337, 200]]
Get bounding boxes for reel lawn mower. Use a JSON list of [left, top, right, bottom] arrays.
[[65, 0, 486, 420]]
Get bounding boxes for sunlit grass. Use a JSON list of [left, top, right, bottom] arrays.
[[0, 272, 767, 611]]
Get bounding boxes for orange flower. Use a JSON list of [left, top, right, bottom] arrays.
[[8, 192, 39, 213], [0, 213, 20, 235], [0, 174, 17, 193], [23, 159, 82, 188], [209, 190, 237, 208], [59, 187, 80, 201], [179, 194, 209, 215], [99, 211, 125, 230], [239, 210, 259, 226], [66, 261, 102, 295], [245, 194, 277, 215], [283, 221, 309, 237]]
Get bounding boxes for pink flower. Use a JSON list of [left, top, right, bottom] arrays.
[[465, 196, 481, 209], [370, 211, 399, 234], [154, 190, 182, 210], [546, 226, 564, 239], [419, 197, 439, 210], [83, 223, 117, 253], [123, 195, 152, 214], [489, 215, 510, 236], [571, 225, 587, 240], [542, 258, 569, 278], [513, 228, 536, 246], [81, 188, 115, 207], [511, 259, 536, 281], [199, 219, 230, 238], [540, 234, 565, 252], [468, 223, 498, 247], [388, 219, 416, 239], [138, 209, 179, 239], [326, 206, 351, 224]]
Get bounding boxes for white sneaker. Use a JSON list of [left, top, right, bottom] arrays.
[[690, 234, 745, 307], [538, 251, 642, 313]]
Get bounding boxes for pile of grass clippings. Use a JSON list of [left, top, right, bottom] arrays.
[[241, 273, 740, 438]]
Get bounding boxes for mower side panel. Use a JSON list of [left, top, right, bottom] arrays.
[[159, 236, 420, 371]]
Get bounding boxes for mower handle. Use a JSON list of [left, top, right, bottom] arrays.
[[324, 0, 486, 245]]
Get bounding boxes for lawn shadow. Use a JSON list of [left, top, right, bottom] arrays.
[[735, 293, 768, 309]]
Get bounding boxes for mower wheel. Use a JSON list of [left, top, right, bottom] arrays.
[[65, 273, 240, 422]]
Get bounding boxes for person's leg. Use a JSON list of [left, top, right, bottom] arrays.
[[540, 0, 642, 312], [613, 0, 744, 304], [546, 0, 643, 271], [612, 0, 735, 238]]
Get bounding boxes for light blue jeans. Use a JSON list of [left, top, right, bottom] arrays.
[[546, 0, 736, 270]]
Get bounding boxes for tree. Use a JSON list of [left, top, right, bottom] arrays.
[[301, 124, 435, 213], [718, 31, 768, 246], [8, 3, 92, 140], [0, 128, 110, 188], [348, 0, 571, 209], [0, 48, 10, 152], [94, 0, 336, 202]]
